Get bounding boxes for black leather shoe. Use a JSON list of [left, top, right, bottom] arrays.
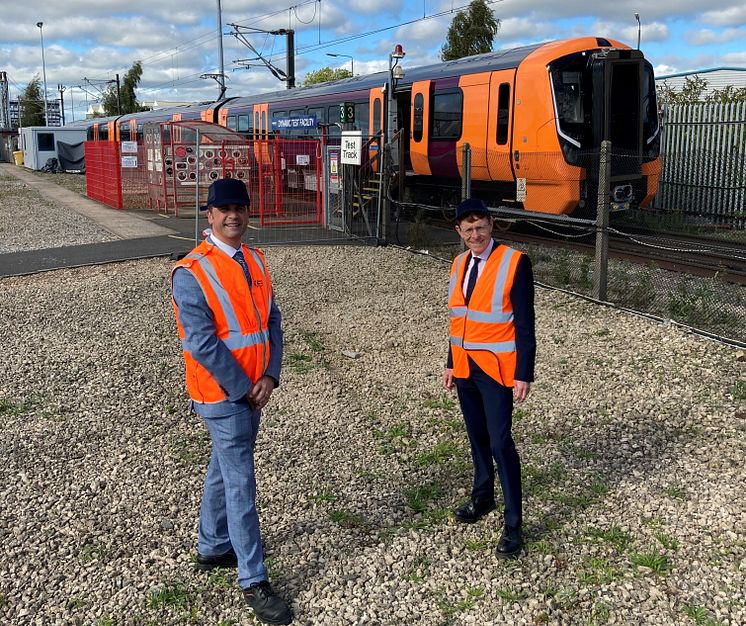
[[244, 580, 293, 625], [495, 525, 523, 559], [454, 499, 496, 524], [196, 549, 238, 571]]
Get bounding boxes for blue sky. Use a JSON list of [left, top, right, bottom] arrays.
[[1, 0, 745, 121]]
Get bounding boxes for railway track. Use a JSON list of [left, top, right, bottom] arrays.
[[497, 223, 746, 285]]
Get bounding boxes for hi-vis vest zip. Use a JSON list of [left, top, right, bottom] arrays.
[[172, 240, 272, 404], [448, 244, 521, 387]]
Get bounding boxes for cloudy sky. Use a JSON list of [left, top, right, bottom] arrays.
[[2, 0, 745, 120]]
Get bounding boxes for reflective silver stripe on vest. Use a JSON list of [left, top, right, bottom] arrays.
[[450, 336, 516, 353], [188, 255, 268, 350], [465, 248, 517, 324], [448, 252, 469, 318]]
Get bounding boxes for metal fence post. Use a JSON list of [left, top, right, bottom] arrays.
[[593, 140, 611, 301], [461, 142, 471, 200]]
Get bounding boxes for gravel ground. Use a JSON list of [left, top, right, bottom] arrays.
[[0, 173, 116, 253], [1, 241, 745, 625]]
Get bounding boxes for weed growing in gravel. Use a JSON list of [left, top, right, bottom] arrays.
[[328, 509, 367, 528], [512, 408, 528, 421], [464, 537, 490, 551], [422, 395, 457, 411], [217, 621, 238, 626], [415, 440, 461, 467], [0, 395, 39, 417], [585, 523, 634, 552], [731, 380, 746, 400], [207, 569, 232, 589], [683, 604, 725, 626], [403, 555, 432, 583], [147, 581, 192, 609], [171, 431, 210, 464], [405, 482, 444, 513], [288, 352, 314, 373], [629, 549, 671, 574], [496, 587, 527, 603], [595, 328, 611, 337], [526, 539, 555, 555], [300, 331, 324, 353], [66, 594, 88, 610], [531, 433, 549, 444], [653, 531, 680, 551], [79, 543, 108, 563], [588, 601, 611, 624], [309, 489, 338, 504], [664, 484, 687, 499], [641, 516, 665, 529], [576, 555, 620, 585], [95, 617, 116, 626]]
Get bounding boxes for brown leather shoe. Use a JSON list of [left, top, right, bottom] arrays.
[[454, 499, 496, 523]]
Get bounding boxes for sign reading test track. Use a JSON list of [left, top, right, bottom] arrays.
[[340, 130, 362, 165]]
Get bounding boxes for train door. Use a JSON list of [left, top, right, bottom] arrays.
[[457, 72, 490, 180], [369, 88, 384, 167], [410, 80, 431, 175], [107, 120, 117, 142], [486, 69, 516, 182]]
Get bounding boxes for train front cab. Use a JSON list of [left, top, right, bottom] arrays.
[[513, 38, 661, 214]]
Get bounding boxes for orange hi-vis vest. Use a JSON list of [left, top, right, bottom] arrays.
[[172, 240, 272, 404], [448, 244, 522, 387]]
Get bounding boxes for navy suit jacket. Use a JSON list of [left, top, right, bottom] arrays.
[[447, 243, 536, 382]]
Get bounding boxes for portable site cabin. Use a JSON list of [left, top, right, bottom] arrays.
[[17, 126, 87, 170]]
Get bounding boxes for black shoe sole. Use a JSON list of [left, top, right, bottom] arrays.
[[495, 546, 522, 559], [454, 503, 496, 524], [196, 561, 237, 571]]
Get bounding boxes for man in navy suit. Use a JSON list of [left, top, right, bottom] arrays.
[[443, 198, 536, 558]]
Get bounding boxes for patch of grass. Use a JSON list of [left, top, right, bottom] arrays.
[[512, 408, 528, 421], [403, 555, 431, 583], [576, 556, 620, 585], [464, 537, 489, 551], [66, 594, 88, 611], [415, 440, 461, 467], [79, 544, 108, 563], [665, 485, 687, 499], [496, 588, 526, 604], [586, 524, 634, 552], [588, 601, 611, 624], [683, 604, 725, 626], [309, 490, 338, 504], [590, 477, 609, 496], [527, 539, 555, 555], [731, 380, 746, 400], [95, 617, 116, 626], [287, 352, 314, 373], [653, 531, 680, 551], [328, 509, 366, 529], [641, 516, 665, 529], [629, 549, 671, 574], [300, 331, 324, 353], [404, 482, 444, 513], [531, 433, 549, 444], [595, 328, 611, 337], [0, 396, 39, 417], [207, 569, 232, 589], [400, 507, 451, 532], [423, 395, 457, 411], [570, 445, 599, 460], [147, 582, 192, 609], [171, 432, 210, 464]]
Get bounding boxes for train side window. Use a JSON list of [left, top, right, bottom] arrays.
[[496, 83, 510, 145], [355, 102, 369, 135], [413, 93, 424, 142], [136, 123, 144, 143], [100, 126, 109, 141], [254, 111, 260, 139], [87, 127, 95, 141], [238, 115, 250, 132], [327, 105, 341, 137], [261, 111, 267, 138], [226, 115, 237, 131], [373, 98, 381, 135], [307, 107, 324, 134], [431, 90, 462, 140]]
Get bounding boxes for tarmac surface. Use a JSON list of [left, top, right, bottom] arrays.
[[0, 163, 213, 277]]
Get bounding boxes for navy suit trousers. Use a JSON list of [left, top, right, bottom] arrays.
[[455, 358, 522, 529]]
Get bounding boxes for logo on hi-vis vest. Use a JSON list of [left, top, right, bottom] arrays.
[[253, 279, 264, 288]]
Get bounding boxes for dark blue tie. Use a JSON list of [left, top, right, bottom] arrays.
[[465, 256, 480, 305], [233, 250, 252, 287]]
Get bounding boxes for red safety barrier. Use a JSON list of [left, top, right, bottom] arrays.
[[84, 141, 122, 209]]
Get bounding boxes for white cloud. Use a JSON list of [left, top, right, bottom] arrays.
[[702, 6, 746, 27], [684, 27, 746, 46]]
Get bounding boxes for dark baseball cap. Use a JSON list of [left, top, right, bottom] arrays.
[[200, 178, 251, 211], [455, 198, 490, 222]]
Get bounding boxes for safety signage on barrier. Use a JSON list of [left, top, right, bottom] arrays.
[[121, 156, 138, 168], [271, 115, 318, 130]]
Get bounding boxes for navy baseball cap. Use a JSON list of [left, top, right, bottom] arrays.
[[200, 178, 251, 211], [455, 198, 490, 221]]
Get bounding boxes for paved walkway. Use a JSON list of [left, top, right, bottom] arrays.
[[0, 164, 196, 276]]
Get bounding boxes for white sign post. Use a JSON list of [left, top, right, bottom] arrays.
[[340, 130, 362, 165]]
